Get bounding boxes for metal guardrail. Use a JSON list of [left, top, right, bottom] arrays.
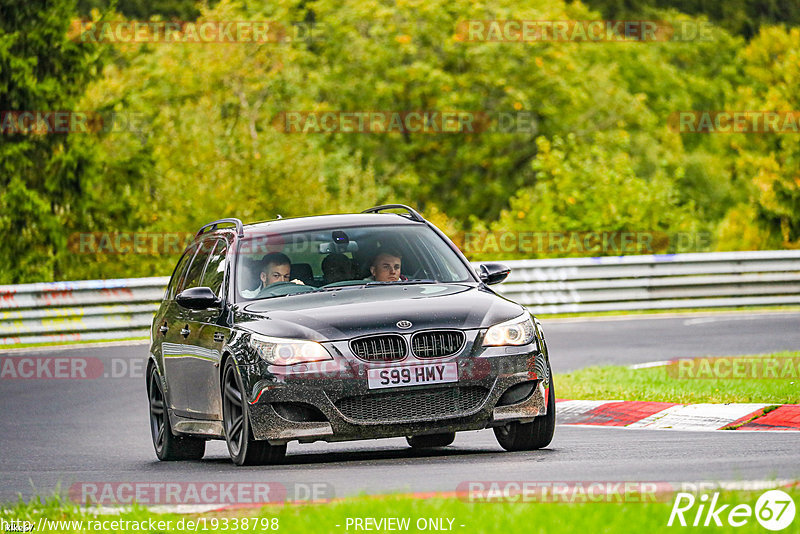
[[1, 251, 799, 346], [495, 250, 800, 314], [0, 278, 168, 346]]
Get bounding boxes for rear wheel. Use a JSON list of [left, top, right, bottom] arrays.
[[147, 365, 205, 461], [494, 369, 556, 452], [406, 432, 455, 448], [222, 358, 286, 466]]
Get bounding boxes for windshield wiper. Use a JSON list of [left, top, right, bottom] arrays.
[[317, 284, 368, 292], [365, 279, 437, 286]]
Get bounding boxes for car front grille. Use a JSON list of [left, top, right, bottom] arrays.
[[335, 386, 489, 424], [411, 330, 465, 358], [350, 334, 406, 362]]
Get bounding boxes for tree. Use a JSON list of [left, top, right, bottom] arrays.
[[717, 26, 800, 249], [0, 0, 153, 282]]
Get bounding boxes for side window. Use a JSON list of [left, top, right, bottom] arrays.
[[166, 244, 197, 300], [200, 240, 228, 296], [178, 240, 214, 293]]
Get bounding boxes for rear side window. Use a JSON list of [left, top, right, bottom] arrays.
[[178, 240, 215, 293], [166, 244, 197, 300], [200, 240, 228, 296]]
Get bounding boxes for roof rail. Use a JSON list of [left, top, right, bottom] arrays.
[[196, 218, 244, 238], [361, 204, 425, 223]]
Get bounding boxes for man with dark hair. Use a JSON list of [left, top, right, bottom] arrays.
[[367, 250, 403, 282], [242, 252, 303, 298]]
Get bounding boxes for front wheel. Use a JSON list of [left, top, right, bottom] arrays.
[[222, 358, 286, 466], [494, 371, 556, 452], [406, 432, 455, 448], [147, 365, 205, 461]]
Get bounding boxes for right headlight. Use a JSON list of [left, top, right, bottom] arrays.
[[249, 334, 333, 366], [482, 314, 536, 347]]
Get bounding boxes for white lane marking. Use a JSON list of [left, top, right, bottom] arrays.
[[560, 423, 800, 433], [683, 312, 800, 326], [545, 310, 800, 324], [626, 403, 769, 430], [628, 360, 674, 369]]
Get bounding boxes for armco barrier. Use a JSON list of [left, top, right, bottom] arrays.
[[496, 250, 800, 314], [0, 277, 168, 346], [1, 251, 799, 346]]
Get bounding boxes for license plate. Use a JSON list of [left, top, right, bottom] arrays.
[[367, 362, 458, 390]]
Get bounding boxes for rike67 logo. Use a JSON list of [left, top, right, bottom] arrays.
[[668, 490, 795, 530]]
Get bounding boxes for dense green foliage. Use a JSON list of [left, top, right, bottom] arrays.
[[1, 0, 799, 282], [0, 0, 154, 282], [583, 0, 800, 38], [76, 0, 206, 20]]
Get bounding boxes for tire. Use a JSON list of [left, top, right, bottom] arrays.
[[406, 432, 456, 449], [147, 364, 205, 461], [494, 367, 556, 452], [222, 358, 286, 466]]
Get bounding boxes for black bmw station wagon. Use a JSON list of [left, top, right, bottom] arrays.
[[147, 205, 554, 465]]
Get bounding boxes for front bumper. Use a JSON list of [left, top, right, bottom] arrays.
[[241, 333, 551, 444]]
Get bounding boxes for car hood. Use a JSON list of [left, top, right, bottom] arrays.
[[236, 284, 525, 341]]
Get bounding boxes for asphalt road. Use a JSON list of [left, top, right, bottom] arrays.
[[1, 311, 799, 504], [545, 311, 800, 372]]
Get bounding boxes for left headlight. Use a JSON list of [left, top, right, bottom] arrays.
[[249, 334, 333, 366], [482, 314, 536, 347]]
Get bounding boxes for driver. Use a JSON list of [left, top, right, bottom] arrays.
[[242, 252, 303, 298], [366, 250, 404, 282]]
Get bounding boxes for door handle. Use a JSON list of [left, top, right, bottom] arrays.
[[159, 325, 168, 335], [180, 326, 191, 338]]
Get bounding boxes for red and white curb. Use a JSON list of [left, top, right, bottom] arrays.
[[557, 400, 800, 431]]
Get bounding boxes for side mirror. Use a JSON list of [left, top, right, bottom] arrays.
[[479, 263, 511, 285], [176, 287, 222, 310]]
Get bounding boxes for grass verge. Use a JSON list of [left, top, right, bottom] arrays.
[[2, 488, 798, 533], [555, 351, 800, 404]]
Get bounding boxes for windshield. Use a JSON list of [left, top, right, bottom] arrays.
[[235, 224, 474, 302]]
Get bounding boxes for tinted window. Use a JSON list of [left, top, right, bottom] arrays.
[[178, 240, 214, 293], [166, 244, 197, 300], [200, 240, 228, 296]]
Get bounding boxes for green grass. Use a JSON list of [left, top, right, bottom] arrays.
[[555, 351, 800, 404], [2, 488, 798, 533]]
